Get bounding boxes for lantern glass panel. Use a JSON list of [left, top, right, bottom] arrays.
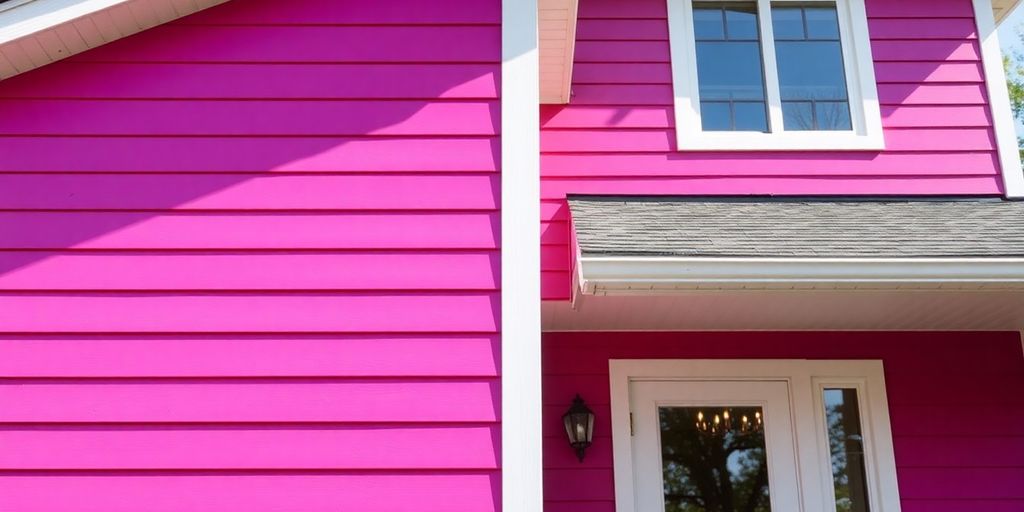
[[564, 411, 593, 444]]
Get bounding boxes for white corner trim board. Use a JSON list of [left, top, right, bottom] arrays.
[[974, 0, 1024, 199], [502, 1, 543, 512], [577, 256, 1024, 294]]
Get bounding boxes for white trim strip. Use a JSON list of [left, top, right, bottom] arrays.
[[975, 0, 1024, 198], [502, 0, 543, 511], [578, 256, 1024, 293]]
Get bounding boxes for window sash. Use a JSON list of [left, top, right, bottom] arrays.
[[692, 0, 857, 134], [812, 379, 883, 512]]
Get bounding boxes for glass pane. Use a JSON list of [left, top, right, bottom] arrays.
[[725, 4, 759, 40], [774, 41, 847, 101], [697, 42, 766, 100], [701, 101, 732, 131], [694, 2, 768, 133], [771, 3, 851, 131], [771, 7, 804, 40], [781, 101, 814, 130], [824, 389, 871, 512], [816, 101, 852, 130], [734, 101, 768, 131], [659, 406, 771, 512], [694, 6, 726, 40], [805, 6, 840, 40]]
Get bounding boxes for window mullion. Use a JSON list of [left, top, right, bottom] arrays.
[[757, 0, 785, 133]]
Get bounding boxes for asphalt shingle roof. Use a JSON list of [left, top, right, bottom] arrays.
[[568, 197, 1024, 258]]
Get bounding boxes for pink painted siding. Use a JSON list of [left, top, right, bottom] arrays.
[[540, 0, 1005, 300], [542, 331, 1024, 512], [0, 1, 500, 510]]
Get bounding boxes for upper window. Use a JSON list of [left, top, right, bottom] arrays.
[[667, 0, 884, 150]]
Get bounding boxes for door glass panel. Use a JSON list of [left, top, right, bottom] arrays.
[[824, 389, 871, 512], [659, 406, 771, 512]]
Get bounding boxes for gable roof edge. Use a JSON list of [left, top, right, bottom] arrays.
[[0, 0, 228, 80]]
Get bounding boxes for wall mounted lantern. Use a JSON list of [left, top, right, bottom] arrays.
[[562, 394, 595, 462]]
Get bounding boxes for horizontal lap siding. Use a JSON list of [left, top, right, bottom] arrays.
[[542, 332, 1024, 511], [0, 1, 501, 511], [539, 0, 1004, 300]]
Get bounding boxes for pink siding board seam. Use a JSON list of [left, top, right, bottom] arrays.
[[0, 2, 503, 512]]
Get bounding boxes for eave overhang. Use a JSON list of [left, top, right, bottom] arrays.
[[0, 0, 228, 80], [994, 0, 1021, 22], [550, 197, 1024, 331], [538, 0, 578, 104]]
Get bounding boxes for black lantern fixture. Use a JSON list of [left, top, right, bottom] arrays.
[[562, 394, 595, 462]]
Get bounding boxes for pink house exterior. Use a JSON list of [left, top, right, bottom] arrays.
[[0, 1, 1022, 512]]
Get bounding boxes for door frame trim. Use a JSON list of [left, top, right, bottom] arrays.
[[609, 359, 902, 512]]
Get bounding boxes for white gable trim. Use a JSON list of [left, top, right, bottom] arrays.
[[0, 0, 228, 79], [974, 0, 1024, 199]]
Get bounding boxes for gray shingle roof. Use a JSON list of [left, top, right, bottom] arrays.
[[568, 197, 1024, 258]]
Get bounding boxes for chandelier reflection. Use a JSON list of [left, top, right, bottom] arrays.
[[695, 409, 762, 435]]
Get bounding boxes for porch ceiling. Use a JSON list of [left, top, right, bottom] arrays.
[[543, 288, 1024, 331]]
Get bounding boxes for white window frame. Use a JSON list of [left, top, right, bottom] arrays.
[[666, 0, 885, 151], [610, 359, 902, 512]]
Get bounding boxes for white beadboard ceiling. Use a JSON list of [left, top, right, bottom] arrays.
[[539, 0, 578, 104], [544, 288, 1024, 331], [994, 0, 1020, 22], [0, 0, 229, 80]]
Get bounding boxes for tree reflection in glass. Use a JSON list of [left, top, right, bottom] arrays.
[[659, 406, 771, 512], [824, 389, 871, 512]]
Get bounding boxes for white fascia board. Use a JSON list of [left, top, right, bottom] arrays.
[[578, 256, 1024, 293], [0, 0, 128, 44]]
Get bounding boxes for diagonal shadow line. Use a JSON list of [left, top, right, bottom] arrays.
[[0, 0, 502, 284]]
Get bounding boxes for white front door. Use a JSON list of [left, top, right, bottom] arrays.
[[629, 379, 803, 512]]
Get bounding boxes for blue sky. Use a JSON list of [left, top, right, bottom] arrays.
[[1000, 2, 1024, 53]]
